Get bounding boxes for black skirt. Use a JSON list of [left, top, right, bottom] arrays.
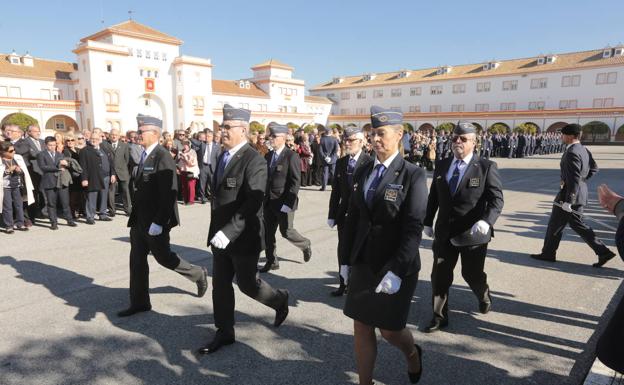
[[343, 264, 418, 331]]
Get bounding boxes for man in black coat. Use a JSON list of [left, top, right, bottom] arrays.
[[197, 129, 220, 203], [319, 127, 339, 191], [107, 128, 132, 216], [79, 128, 116, 224], [423, 122, 504, 332], [199, 105, 289, 355], [259, 123, 312, 272], [36, 136, 76, 229], [118, 114, 208, 317], [327, 127, 372, 296], [16, 124, 45, 224], [530, 124, 616, 266]]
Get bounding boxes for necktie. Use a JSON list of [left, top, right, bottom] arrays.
[[347, 157, 356, 186], [270, 151, 278, 173], [216, 151, 230, 184], [365, 164, 386, 208], [113, 142, 117, 151], [138, 150, 147, 173], [448, 160, 462, 195]]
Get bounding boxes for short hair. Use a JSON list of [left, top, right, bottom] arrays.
[[0, 141, 13, 153], [27, 124, 40, 132], [44, 136, 56, 144], [126, 130, 137, 137]]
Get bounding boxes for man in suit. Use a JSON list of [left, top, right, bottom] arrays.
[[79, 128, 116, 224], [423, 122, 504, 332], [16, 124, 45, 224], [259, 123, 312, 272], [118, 114, 208, 317], [199, 104, 289, 355], [319, 127, 339, 191], [327, 126, 372, 296], [36, 136, 76, 230], [108, 128, 132, 216], [530, 123, 616, 266], [126, 130, 143, 200], [197, 129, 220, 204]]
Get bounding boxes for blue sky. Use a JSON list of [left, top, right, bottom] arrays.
[[1, 0, 622, 90]]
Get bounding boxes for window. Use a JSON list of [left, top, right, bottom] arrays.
[[502, 80, 518, 91], [530, 78, 548, 89], [106, 63, 112, 72], [373, 89, 384, 98], [278, 105, 288, 113], [559, 99, 578, 109], [593, 98, 614, 108], [340, 108, 350, 115], [528, 101, 545, 110], [84, 89, 89, 104], [452, 84, 466, 94], [40, 89, 51, 100], [355, 107, 365, 115], [178, 95, 183, 108], [136, 49, 142, 58], [340, 92, 350, 100], [596, 72, 617, 85], [430, 86, 443, 95], [357, 91, 366, 99], [239, 102, 249, 109], [408, 105, 420, 113], [257, 104, 268, 112], [391, 88, 402, 97], [0, 86, 7, 97], [500, 102, 516, 111], [9, 87, 21, 98], [561, 75, 581, 87], [162, 53, 167, 61], [54, 118, 65, 131], [289, 106, 297, 113], [52, 89, 61, 100], [429, 105, 442, 113], [154, 52, 159, 60], [145, 50, 151, 59], [451, 104, 465, 112], [410, 87, 421, 96], [326, 93, 335, 98], [147, 70, 151, 78], [476, 82, 491, 92], [390, 106, 401, 112], [10, 57, 19, 64], [475, 103, 489, 112]]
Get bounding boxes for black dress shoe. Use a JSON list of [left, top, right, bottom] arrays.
[[50, 223, 59, 230], [99, 216, 112, 222], [303, 246, 312, 262], [117, 305, 152, 317], [330, 285, 346, 297], [408, 344, 423, 384], [86, 218, 95, 225], [197, 267, 208, 297], [479, 292, 493, 314], [67, 220, 78, 227], [529, 253, 556, 262], [274, 290, 289, 327], [5, 228, 14, 234], [198, 331, 235, 354], [259, 260, 279, 273], [425, 318, 448, 333], [593, 251, 616, 268]]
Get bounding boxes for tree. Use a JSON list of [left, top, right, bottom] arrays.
[[514, 122, 539, 134], [403, 123, 414, 132], [435, 122, 454, 133], [488, 123, 509, 134], [249, 121, 265, 134], [287, 122, 300, 130], [2, 113, 38, 131]]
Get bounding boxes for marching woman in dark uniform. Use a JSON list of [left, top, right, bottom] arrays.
[[340, 106, 428, 385]]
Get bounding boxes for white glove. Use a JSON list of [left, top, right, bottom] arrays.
[[280, 204, 292, 213], [375, 271, 402, 295], [561, 202, 573, 213], [339, 265, 350, 285], [327, 219, 336, 228], [470, 220, 490, 235], [423, 226, 434, 238], [324, 156, 331, 163], [210, 230, 230, 249], [148, 223, 163, 236]]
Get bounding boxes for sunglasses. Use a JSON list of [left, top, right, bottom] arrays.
[[221, 125, 245, 130], [344, 138, 360, 143], [66, 139, 75, 142], [7, 149, 15, 153], [451, 135, 470, 143], [77, 137, 85, 140]]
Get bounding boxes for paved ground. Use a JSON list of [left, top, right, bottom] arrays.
[[1, 146, 623, 385]]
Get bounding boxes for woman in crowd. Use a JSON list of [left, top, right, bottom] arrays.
[[0, 141, 34, 233], [295, 134, 312, 187], [63, 133, 84, 219], [177, 140, 199, 205]]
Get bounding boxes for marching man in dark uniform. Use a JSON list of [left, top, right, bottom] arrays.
[[327, 126, 372, 296], [199, 105, 289, 354], [341, 106, 428, 385], [259, 122, 312, 272], [530, 123, 616, 266], [423, 122, 504, 333], [118, 115, 208, 317]]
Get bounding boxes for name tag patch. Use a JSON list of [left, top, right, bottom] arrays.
[[226, 178, 237, 188], [469, 178, 480, 187], [384, 188, 398, 202], [388, 184, 403, 190], [144, 166, 154, 171]]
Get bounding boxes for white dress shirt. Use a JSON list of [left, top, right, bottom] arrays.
[[363, 150, 400, 194], [445, 152, 474, 190]]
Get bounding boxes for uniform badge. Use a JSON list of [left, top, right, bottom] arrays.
[[384, 188, 398, 202], [379, 116, 388, 122], [226, 177, 237, 188], [388, 184, 403, 190], [144, 166, 154, 171], [276, 165, 283, 172], [469, 178, 480, 187]]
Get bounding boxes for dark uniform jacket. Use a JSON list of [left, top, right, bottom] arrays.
[[556, 143, 597, 206], [36, 151, 63, 190], [319, 134, 339, 165], [208, 143, 267, 256], [425, 155, 504, 242], [264, 147, 301, 211], [328, 152, 372, 225], [340, 155, 428, 278], [127, 145, 179, 230], [79, 144, 116, 192]]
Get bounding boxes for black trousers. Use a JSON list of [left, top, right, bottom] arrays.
[[108, 179, 132, 215], [212, 249, 285, 336], [129, 225, 181, 307], [336, 223, 347, 287], [264, 207, 310, 262], [26, 170, 43, 221], [198, 164, 213, 201], [43, 187, 71, 225], [431, 239, 490, 321], [541, 204, 611, 258]]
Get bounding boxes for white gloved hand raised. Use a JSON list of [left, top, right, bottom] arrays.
[[327, 219, 336, 228], [148, 223, 163, 236], [375, 271, 402, 295], [423, 226, 434, 238], [210, 230, 230, 249], [280, 204, 292, 213], [339, 265, 350, 285], [470, 220, 490, 235]]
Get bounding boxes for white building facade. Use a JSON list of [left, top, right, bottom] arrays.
[[310, 48, 624, 142], [0, 20, 331, 134]]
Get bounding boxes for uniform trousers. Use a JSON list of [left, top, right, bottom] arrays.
[[263, 207, 310, 262]]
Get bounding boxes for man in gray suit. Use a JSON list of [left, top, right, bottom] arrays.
[[530, 123, 616, 267], [197, 129, 220, 204], [107, 129, 132, 216], [16, 124, 46, 224]]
